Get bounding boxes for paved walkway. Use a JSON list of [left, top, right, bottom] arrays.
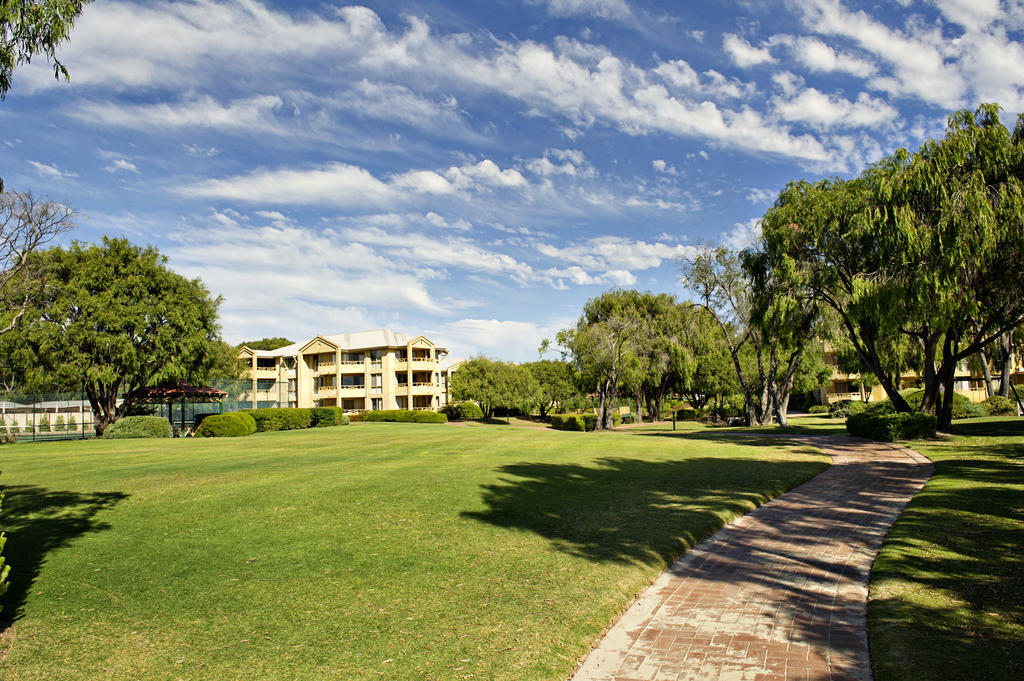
[[571, 435, 933, 681]]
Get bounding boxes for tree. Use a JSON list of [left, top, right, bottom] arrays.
[[551, 290, 647, 430], [1, 1, 92, 99], [450, 357, 540, 418], [0, 190, 74, 334], [524, 360, 579, 416], [18, 237, 225, 435], [678, 307, 735, 410], [240, 337, 293, 351], [758, 106, 1024, 430]]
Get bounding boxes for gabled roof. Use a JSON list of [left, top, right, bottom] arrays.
[[248, 329, 448, 357]]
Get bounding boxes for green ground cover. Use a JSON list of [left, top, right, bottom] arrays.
[[0, 421, 827, 681], [868, 417, 1024, 681]]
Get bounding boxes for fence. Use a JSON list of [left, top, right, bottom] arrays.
[[1, 391, 95, 442]]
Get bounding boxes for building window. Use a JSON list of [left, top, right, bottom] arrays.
[[256, 378, 275, 392], [371, 398, 382, 410], [370, 373, 382, 388], [342, 375, 365, 387]]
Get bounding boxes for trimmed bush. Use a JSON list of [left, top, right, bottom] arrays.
[[242, 407, 313, 432], [829, 399, 867, 419], [67, 415, 77, 432], [104, 415, 173, 439], [441, 401, 484, 420], [549, 414, 599, 431], [196, 412, 256, 437], [808, 404, 829, 414], [38, 415, 51, 432], [983, 395, 1016, 416], [846, 411, 936, 441], [309, 407, 349, 427], [361, 409, 447, 424]]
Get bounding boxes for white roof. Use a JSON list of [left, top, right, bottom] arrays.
[[438, 355, 465, 372], [252, 329, 445, 357]]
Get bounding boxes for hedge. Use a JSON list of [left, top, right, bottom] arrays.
[[104, 415, 173, 439], [361, 409, 447, 423], [309, 407, 349, 427], [440, 401, 484, 420], [549, 414, 599, 431], [241, 407, 312, 432], [196, 412, 256, 437], [846, 411, 936, 441], [808, 404, 829, 414]]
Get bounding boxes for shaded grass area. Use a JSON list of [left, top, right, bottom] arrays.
[[869, 417, 1024, 681], [0, 422, 827, 681]]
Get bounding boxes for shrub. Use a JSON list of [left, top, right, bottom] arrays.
[[242, 407, 313, 432], [807, 404, 829, 414], [104, 415, 173, 439], [829, 399, 867, 419], [67, 415, 77, 432], [900, 389, 985, 419], [309, 407, 349, 427], [549, 414, 599, 431], [54, 415, 66, 431], [983, 395, 1016, 416], [38, 414, 51, 432], [197, 412, 257, 437], [441, 401, 484, 420], [361, 410, 447, 424], [846, 411, 936, 441]]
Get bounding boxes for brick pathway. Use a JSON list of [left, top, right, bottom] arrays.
[[571, 435, 933, 681]]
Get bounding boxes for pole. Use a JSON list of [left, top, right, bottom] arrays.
[[673, 407, 676, 431]]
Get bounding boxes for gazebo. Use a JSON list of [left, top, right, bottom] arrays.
[[133, 380, 228, 435]]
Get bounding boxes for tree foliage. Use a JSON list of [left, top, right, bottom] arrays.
[[1, 0, 91, 98], [17, 237, 225, 435], [450, 356, 540, 418], [759, 104, 1024, 429], [240, 337, 293, 351], [523, 360, 579, 416]]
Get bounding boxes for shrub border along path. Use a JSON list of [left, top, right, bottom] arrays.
[[572, 435, 933, 681]]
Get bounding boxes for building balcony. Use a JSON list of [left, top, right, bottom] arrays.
[[393, 359, 409, 370], [254, 367, 278, 377], [338, 385, 366, 396], [411, 383, 437, 395], [317, 386, 337, 396], [410, 359, 434, 370]]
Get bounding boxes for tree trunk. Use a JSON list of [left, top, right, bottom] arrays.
[[920, 333, 941, 415], [772, 347, 803, 428], [936, 333, 958, 431], [978, 347, 994, 398], [633, 392, 644, 424], [998, 330, 1014, 398]]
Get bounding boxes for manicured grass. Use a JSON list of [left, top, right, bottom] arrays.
[[868, 417, 1024, 681], [0, 421, 828, 680]]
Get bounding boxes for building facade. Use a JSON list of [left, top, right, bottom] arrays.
[[238, 329, 456, 412], [817, 343, 1024, 404]]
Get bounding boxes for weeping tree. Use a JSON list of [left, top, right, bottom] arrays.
[[758, 104, 1024, 430]]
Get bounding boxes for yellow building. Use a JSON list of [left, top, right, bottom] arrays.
[[818, 344, 1024, 404], [238, 329, 456, 413]]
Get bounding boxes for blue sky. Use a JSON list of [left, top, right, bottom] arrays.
[[2, 0, 1023, 361]]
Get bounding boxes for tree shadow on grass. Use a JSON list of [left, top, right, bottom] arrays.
[[0, 485, 128, 624], [462, 456, 826, 566], [869, 458, 1024, 681]]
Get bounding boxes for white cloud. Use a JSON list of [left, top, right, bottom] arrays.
[[27, 160, 77, 179], [446, 159, 527, 189], [104, 158, 138, 173], [529, 0, 633, 21], [723, 34, 776, 67], [787, 36, 876, 77], [538, 235, 697, 273], [651, 159, 678, 175], [746, 188, 776, 204], [721, 218, 761, 251], [431, 317, 567, 362], [73, 95, 286, 135], [772, 89, 897, 129]]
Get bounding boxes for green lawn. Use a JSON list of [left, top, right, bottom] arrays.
[[868, 417, 1024, 681], [0, 421, 827, 681]]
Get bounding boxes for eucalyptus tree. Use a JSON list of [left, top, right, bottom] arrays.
[[524, 359, 579, 416], [681, 247, 772, 425], [552, 290, 644, 429], [1, 0, 92, 98]]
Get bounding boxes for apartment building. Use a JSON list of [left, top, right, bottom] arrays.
[[238, 329, 456, 412], [817, 343, 1024, 404]]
